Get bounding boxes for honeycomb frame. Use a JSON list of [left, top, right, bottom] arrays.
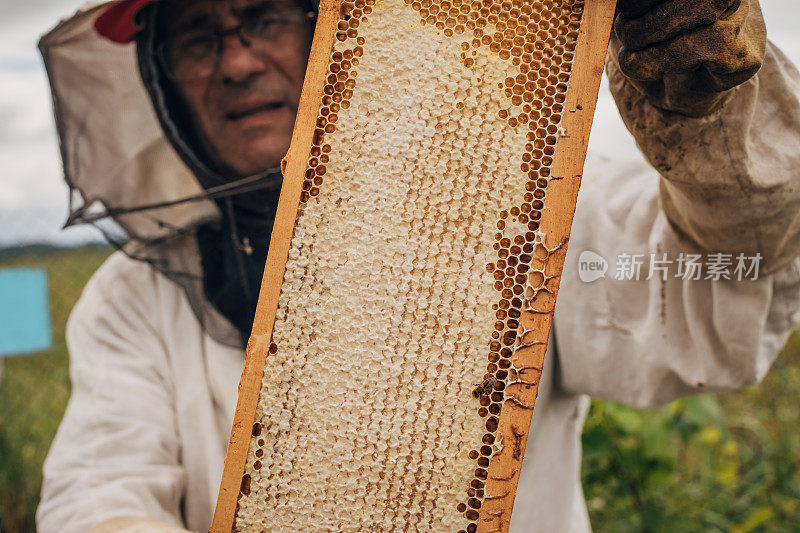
[[212, 0, 615, 530]]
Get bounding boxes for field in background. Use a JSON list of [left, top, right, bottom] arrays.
[[0, 246, 797, 531], [0, 245, 113, 532]]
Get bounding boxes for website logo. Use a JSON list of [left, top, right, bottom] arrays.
[[578, 250, 608, 283]]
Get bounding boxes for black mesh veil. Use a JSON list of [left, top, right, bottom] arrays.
[[43, 0, 317, 348]]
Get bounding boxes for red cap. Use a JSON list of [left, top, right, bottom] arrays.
[[94, 0, 159, 43]]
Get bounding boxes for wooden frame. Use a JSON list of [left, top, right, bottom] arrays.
[[210, 0, 344, 528], [211, 0, 616, 530], [477, 1, 616, 531]]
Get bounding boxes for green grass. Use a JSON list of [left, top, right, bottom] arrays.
[[0, 245, 113, 532], [0, 245, 798, 532]]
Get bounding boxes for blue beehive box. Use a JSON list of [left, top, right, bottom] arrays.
[[0, 267, 52, 357]]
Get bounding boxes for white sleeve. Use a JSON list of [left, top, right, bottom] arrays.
[[554, 158, 800, 407], [606, 42, 800, 273], [87, 517, 190, 533], [553, 43, 800, 407], [36, 254, 190, 533]]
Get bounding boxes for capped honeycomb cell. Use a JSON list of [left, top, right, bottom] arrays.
[[212, 0, 615, 531]]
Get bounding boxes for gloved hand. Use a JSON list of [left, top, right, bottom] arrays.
[[609, 0, 767, 117]]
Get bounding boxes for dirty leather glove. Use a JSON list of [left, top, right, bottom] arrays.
[[609, 0, 767, 117]]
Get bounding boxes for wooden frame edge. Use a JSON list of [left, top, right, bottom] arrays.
[[210, 0, 344, 529], [477, 1, 616, 531]]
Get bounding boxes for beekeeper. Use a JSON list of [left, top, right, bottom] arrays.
[[36, 0, 800, 531]]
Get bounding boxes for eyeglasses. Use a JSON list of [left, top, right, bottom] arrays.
[[157, 7, 316, 82]]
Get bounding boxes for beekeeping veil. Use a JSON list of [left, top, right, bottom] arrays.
[[38, 0, 310, 348]]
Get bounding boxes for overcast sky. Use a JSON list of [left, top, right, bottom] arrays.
[[0, 1, 798, 246]]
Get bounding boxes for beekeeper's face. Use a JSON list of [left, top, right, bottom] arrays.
[[159, 0, 314, 176]]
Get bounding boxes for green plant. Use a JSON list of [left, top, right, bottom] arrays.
[[583, 331, 800, 532]]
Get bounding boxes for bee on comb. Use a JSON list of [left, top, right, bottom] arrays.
[[472, 377, 498, 399]]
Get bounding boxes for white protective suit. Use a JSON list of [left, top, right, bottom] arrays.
[[36, 2, 800, 532]]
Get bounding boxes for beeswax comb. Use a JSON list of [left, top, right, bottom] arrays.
[[213, 0, 615, 530]]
